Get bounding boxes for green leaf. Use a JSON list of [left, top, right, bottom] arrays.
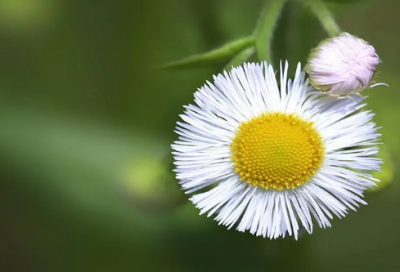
[[159, 36, 254, 70]]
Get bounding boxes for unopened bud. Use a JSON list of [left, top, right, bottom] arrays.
[[305, 32, 383, 96]]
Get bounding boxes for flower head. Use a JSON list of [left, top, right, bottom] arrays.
[[305, 32, 381, 96], [172, 62, 381, 239]]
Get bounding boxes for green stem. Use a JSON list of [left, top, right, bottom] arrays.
[[254, 0, 288, 62], [301, 0, 340, 37], [224, 47, 255, 71]]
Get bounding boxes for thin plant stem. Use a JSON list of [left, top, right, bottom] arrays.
[[224, 47, 255, 71], [301, 0, 341, 37], [254, 0, 288, 62]]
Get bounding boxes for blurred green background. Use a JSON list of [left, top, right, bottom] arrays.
[[0, 0, 399, 271]]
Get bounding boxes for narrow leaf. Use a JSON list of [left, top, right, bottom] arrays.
[[159, 36, 254, 70]]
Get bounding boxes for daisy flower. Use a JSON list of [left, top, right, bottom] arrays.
[[172, 61, 381, 239]]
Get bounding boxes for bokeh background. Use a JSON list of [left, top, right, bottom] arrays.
[[0, 0, 399, 271]]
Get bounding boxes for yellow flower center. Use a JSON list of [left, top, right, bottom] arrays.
[[230, 112, 324, 190]]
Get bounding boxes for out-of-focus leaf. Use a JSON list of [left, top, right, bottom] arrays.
[[0, 0, 60, 32], [0, 103, 182, 222], [123, 154, 184, 212], [368, 144, 394, 192], [159, 36, 254, 70], [323, 0, 369, 3]]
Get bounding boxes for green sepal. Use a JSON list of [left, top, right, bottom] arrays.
[[159, 36, 254, 70]]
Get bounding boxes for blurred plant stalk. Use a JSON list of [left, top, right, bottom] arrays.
[[0, 104, 183, 214]]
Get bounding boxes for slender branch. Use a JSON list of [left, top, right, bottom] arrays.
[[301, 0, 340, 37]]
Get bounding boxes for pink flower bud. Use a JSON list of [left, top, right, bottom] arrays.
[[305, 32, 382, 96]]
